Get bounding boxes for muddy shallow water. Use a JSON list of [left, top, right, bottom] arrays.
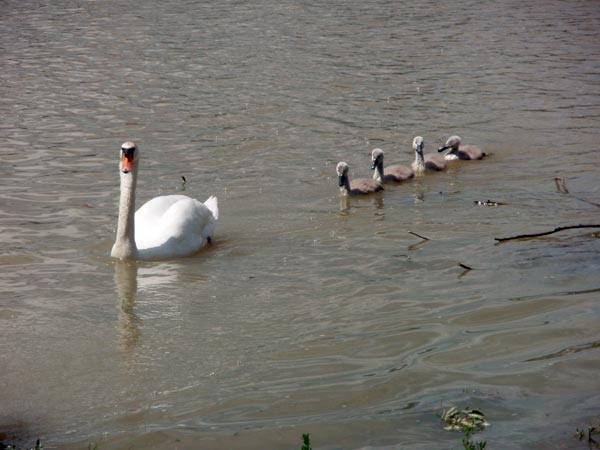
[[1, 0, 599, 449]]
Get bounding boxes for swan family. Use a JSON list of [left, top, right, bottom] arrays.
[[111, 135, 484, 260], [337, 135, 486, 196]]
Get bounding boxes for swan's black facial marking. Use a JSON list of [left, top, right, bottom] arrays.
[[120, 144, 136, 174], [121, 145, 136, 162]]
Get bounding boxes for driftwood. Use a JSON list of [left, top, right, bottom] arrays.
[[495, 224, 600, 242]]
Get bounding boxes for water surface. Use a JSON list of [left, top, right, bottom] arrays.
[[1, 0, 599, 449]]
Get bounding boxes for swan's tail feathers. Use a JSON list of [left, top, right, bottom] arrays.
[[205, 196, 219, 220]]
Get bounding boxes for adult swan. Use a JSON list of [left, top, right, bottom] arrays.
[[111, 142, 218, 260]]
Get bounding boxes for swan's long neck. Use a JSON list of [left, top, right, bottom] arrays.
[[412, 149, 425, 174], [373, 162, 384, 182], [112, 168, 139, 259]]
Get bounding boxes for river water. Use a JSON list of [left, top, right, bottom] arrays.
[[1, 0, 599, 449]]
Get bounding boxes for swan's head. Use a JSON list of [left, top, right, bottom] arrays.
[[371, 148, 384, 170], [120, 141, 139, 174], [412, 136, 424, 154], [438, 135, 461, 153], [336, 161, 349, 186]]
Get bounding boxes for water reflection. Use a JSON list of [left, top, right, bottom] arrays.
[[114, 260, 140, 351], [338, 195, 385, 215], [113, 259, 207, 350], [413, 183, 425, 204]]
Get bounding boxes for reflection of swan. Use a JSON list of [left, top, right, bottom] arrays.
[[411, 136, 446, 174], [114, 260, 140, 350], [111, 142, 219, 260]]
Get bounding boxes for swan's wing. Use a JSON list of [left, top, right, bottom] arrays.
[[204, 195, 219, 221], [135, 195, 189, 225], [135, 195, 217, 257]]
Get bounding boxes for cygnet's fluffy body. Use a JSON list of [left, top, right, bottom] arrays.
[[336, 161, 383, 196], [371, 148, 414, 183], [438, 135, 486, 160], [411, 136, 446, 174]]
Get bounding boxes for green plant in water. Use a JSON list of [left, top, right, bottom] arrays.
[[442, 407, 489, 450], [576, 424, 599, 449], [3, 439, 44, 450], [300, 433, 312, 450], [461, 422, 487, 450]]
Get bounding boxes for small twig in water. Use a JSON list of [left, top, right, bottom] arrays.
[[408, 231, 430, 241], [554, 176, 569, 194], [495, 224, 600, 242], [458, 263, 473, 279], [554, 176, 600, 207]]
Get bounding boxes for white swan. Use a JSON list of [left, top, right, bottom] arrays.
[[111, 142, 218, 260]]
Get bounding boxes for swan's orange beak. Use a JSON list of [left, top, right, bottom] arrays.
[[121, 154, 133, 173]]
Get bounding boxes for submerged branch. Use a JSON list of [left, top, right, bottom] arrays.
[[495, 224, 600, 242]]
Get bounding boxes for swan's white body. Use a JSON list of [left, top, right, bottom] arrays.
[[111, 142, 218, 260], [134, 195, 218, 259]]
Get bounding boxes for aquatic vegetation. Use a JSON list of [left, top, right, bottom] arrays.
[[1, 439, 43, 450], [300, 433, 312, 450], [576, 424, 599, 448], [460, 425, 487, 450], [442, 407, 490, 431], [0, 440, 97, 450], [442, 407, 489, 450]]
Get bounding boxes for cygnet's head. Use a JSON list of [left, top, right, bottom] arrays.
[[438, 135, 461, 152], [371, 148, 384, 169], [336, 161, 350, 187], [412, 136, 424, 153], [120, 141, 139, 174], [336, 161, 349, 177]]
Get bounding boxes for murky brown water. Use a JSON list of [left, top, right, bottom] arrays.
[[1, 0, 599, 449]]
